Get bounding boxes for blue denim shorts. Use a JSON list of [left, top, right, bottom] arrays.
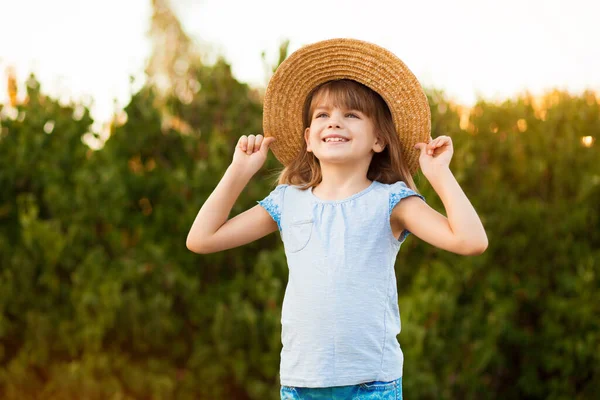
[[280, 377, 402, 400]]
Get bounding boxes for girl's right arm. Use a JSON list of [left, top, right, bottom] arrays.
[[186, 134, 277, 254]]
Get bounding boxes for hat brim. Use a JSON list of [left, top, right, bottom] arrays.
[[263, 38, 431, 176]]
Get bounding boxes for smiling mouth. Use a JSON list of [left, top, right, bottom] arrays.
[[323, 138, 349, 143]]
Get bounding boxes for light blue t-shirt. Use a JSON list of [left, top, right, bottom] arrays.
[[258, 180, 425, 388]]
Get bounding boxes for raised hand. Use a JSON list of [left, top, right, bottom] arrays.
[[414, 135, 454, 177], [231, 134, 276, 176]]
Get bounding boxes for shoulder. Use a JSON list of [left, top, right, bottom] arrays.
[[374, 180, 413, 192], [259, 184, 288, 204], [257, 184, 309, 218], [374, 181, 425, 213], [380, 180, 417, 194], [257, 185, 289, 226]]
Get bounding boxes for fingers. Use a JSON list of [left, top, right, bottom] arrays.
[[246, 135, 256, 154], [260, 136, 276, 154], [414, 142, 427, 156], [416, 135, 451, 156], [430, 135, 451, 154], [238, 135, 248, 152], [429, 135, 449, 145], [238, 134, 273, 154], [254, 135, 263, 152]]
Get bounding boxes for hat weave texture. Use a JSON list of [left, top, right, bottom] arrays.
[[263, 38, 431, 175]]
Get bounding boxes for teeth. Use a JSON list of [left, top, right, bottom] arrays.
[[324, 137, 348, 142]]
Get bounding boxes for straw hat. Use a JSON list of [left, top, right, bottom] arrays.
[[263, 38, 431, 175]]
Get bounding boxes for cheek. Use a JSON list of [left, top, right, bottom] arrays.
[[307, 130, 321, 144], [305, 129, 320, 150]]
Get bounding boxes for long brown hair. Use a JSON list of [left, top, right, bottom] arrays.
[[277, 79, 417, 191]]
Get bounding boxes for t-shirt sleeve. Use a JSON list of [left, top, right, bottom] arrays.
[[389, 181, 426, 243], [257, 184, 287, 232]]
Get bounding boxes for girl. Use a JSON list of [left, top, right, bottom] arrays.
[[187, 39, 488, 400]]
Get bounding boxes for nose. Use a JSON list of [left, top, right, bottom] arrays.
[[327, 113, 343, 129]]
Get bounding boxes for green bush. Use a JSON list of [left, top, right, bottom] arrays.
[[0, 64, 598, 399]]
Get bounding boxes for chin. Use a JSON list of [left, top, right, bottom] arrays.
[[313, 153, 353, 164]]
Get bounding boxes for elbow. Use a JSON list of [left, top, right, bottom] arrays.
[[186, 235, 210, 254], [462, 236, 488, 256], [186, 239, 201, 254], [466, 236, 488, 256]]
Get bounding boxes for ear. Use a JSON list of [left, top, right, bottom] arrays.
[[304, 127, 312, 152], [373, 137, 386, 153]]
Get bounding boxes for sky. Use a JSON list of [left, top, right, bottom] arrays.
[[1, 0, 599, 125]]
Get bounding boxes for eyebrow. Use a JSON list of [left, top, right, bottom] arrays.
[[313, 105, 362, 113]]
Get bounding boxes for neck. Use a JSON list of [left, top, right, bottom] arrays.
[[314, 161, 372, 200]]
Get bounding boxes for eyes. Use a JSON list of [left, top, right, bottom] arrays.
[[314, 111, 361, 119]]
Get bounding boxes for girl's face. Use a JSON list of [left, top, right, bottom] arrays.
[[304, 97, 385, 165]]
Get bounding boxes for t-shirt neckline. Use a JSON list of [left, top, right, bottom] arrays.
[[308, 180, 377, 204]]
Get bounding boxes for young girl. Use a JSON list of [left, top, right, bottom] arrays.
[[187, 39, 488, 400]]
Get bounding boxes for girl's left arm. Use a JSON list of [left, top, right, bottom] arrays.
[[393, 135, 488, 255]]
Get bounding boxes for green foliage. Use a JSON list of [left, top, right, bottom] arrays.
[[400, 90, 600, 400], [0, 65, 598, 399]]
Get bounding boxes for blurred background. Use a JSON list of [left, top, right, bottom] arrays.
[[0, 0, 598, 399]]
